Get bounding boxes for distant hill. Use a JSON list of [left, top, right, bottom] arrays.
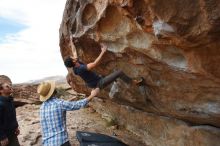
[[12, 75, 68, 106], [21, 75, 67, 85]]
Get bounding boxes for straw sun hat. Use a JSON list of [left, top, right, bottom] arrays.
[[37, 80, 56, 102]]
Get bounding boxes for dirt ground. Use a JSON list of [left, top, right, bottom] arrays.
[[16, 103, 146, 146]]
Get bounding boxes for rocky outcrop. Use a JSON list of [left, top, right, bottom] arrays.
[[0, 75, 68, 106], [91, 98, 220, 146], [13, 84, 39, 106], [0, 75, 37, 106], [59, 0, 220, 145]]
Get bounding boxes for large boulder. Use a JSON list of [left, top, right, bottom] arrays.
[[59, 0, 220, 145]]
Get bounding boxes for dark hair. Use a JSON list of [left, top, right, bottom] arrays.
[[51, 89, 57, 97], [0, 83, 3, 95], [64, 57, 75, 68], [0, 83, 3, 90]]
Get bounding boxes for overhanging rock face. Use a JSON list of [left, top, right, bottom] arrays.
[[59, 0, 220, 145]]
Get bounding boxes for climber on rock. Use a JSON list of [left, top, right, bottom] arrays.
[[64, 42, 144, 97]]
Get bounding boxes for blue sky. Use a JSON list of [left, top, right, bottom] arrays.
[[0, 0, 67, 83], [0, 17, 26, 43]]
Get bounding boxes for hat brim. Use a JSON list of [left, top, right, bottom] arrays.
[[39, 81, 56, 102]]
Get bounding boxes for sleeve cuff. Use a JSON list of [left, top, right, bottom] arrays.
[[83, 98, 89, 106]]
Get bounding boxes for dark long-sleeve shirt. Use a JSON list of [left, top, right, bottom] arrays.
[[0, 96, 18, 140], [73, 62, 101, 88]]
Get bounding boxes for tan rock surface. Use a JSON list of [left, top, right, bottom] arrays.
[[59, 0, 220, 126], [59, 0, 220, 145], [13, 84, 39, 106], [91, 98, 220, 146]]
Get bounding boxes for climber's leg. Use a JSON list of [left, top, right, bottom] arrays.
[[98, 70, 144, 89], [98, 70, 125, 89]]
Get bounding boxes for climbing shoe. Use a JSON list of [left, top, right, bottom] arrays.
[[133, 77, 145, 86]]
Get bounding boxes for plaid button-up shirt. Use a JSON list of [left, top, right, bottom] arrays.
[[40, 97, 88, 146]]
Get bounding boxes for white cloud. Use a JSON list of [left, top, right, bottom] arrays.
[[0, 0, 67, 83]]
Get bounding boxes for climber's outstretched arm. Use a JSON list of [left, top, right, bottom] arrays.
[[87, 43, 107, 70]]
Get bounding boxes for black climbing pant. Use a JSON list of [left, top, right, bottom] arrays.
[[97, 70, 132, 89]]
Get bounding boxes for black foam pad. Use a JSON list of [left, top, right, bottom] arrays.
[[76, 131, 128, 146]]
